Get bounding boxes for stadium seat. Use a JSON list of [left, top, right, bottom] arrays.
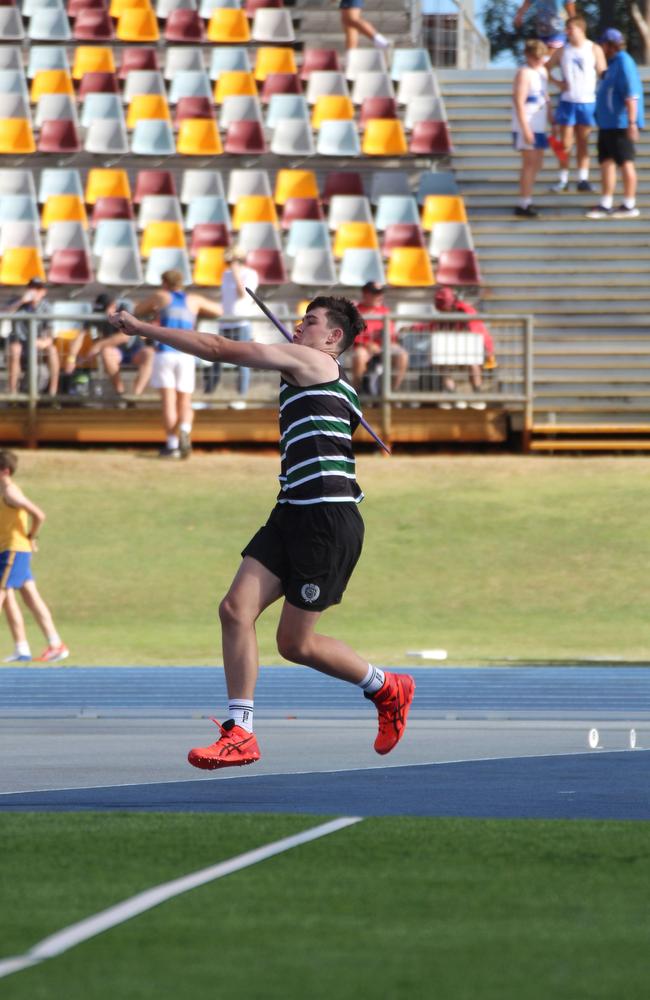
[[428, 222, 474, 257], [351, 72, 394, 106], [311, 95, 354, 128], [28, 9, 72, 41], [27, 47, 69, 79], [327, 194, 372, 230], [24, 0, 65, 11], [127, 95, 171, 129], [181, 169, 226, 204], [192, 246, 226, 286], [265, 93, 309, 129], [97, 246, 143, 284], [375, 195, 420, 231], [254, 47, 297, 82], [245, 0, 282, 14], [158, 0, 199, 17], [169, 70, 212, 105], [0, 48, 22, 73], [138, 195, 183, 230], [38, 118, 81, 153], [382, 223, 426, 256], [0, 221, 43, 256], [84, 118, 129, 154], [362, 118, 407, 156], [92, 197, 135, 224], [404, 96, 447, 130], [134, 170, 177, 203], [45, 221, 90, 257], [39, 168, 83, 204], [227, 169, 271, 204], [316, 120, 360, 157], [209, 47, 251, 81], [322, 172, 364, 205], [219, 95, 262, 129], [290, 247, 336, 286], [0, 247, 45, 285], [185, 195, 230, 228], [251, 8, 295, 43], [333, 221, 379, 258], [306, 71, 349, 105], [238, 221, 281, 252], [261, 73, 302, 102], [78, 71, 119, 96], [0, 118, 35, 154], [92, 219, 139, 257], [417, 172, 458, 201], [131, 119, 176, 155], [339, 248, 385, 287], [36, 92, 76, 128], [410, 120, 452, 155], [397, 71, 439, 105], [140, 221, 185, 257], [345, 48, 386, 81], [72, 47, 116, 81], [214, 71, 257, 104], [285, 219, 330, 257], [360, 96, 397, 127], [435, 249, 481, 286], [386, 246, 434, 287], [165, 9, 205, 41], [30, 69, 74, 103], [42, 194, 88, 230], [85, 169, 131, 206], [207, 9, 250, 42], [74, 9, 114, 40], [201, 0, 242, 13], [110, 0, 149, 18], [177, 117, 222, 154], [274, 169, 318, 206], [224, 119, 267, 154], [116, 8, 160, 42], [0, 169, 37, 200], [176, 96, 215, 125], [189, 223, 230, 257], [281, 196, 324, 229], [164, 47, 204, 80], [421, 195, 467, 231], [245, 248, 287, 284], [232, 195, 278, 229], [300, 49, 340, 80], [270, 118, 314, 156], [146, 246, 191, 284], [119, 48, 160, 78], [0, 93, 30, 120], [0, 69, 29, 102], [80, 93, 123, 128], [69, 0, 106, 15], [0, 194, 39, 224], [123, 70, 166, 104], [0, 7, 24, 42], [390, 48, 433, 82]]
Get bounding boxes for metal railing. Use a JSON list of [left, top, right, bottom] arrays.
[[417, 1, 491, 69]]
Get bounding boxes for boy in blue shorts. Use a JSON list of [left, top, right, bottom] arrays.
[[0, 450, 69, 663]]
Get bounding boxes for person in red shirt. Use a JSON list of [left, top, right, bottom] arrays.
[[352, 282, 408, 393]]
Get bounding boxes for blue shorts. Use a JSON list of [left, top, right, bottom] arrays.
[[0, 550, 33, 589], [512, 131, 549, 151], [555, 99, 596, 127], [539, 32, 566, 48], [340, 0, 364, 8]]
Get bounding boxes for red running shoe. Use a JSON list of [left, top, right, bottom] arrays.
[[366, 672, 415, 755], [188, 719, 261, 770]]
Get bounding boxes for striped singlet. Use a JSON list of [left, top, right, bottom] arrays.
[[277, 370, 364, 505]]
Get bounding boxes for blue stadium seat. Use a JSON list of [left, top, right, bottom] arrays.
[[390, 48, 433, 81], [339, 247, 385, 287], [168, 70, 212, 105], [374, 195, 420, 231], [285, 219, 331, 257], [28, 8, 72, 42], [27, 46, 70, 79], [265, 93, 309, 129], [38, 168, 84, 204], [0, 195, 39, 224], [81, 93, 124, 128], [316, 119, 360, 157], [145, 246, 192, 285], [131, 119, 176, 155], [92, 219, 139, 257], [209, 46, 250, 81], [185, 195, 231, 228]]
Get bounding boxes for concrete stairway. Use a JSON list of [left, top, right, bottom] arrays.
[[437, 67, 650, 447], [291, 0, 414, 53]]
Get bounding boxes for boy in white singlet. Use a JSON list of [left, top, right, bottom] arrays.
[[512, 39, 552, 218], [548, 16, 607, 192]]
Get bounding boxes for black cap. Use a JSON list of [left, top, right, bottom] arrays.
[[362, 281, 385, 294], [27, 278, 45, 289], [93, 292, 113, 311]]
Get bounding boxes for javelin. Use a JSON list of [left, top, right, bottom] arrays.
[[245, 287, 391, 455]]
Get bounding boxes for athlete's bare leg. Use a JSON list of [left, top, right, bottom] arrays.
[[276, 600, 368, 684], [160, 387, 178, 436], [19, 580, 58, 641], [3, 588, 27, 645]]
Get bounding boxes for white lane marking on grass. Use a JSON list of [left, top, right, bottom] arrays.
[[0, 815, 362, 981]]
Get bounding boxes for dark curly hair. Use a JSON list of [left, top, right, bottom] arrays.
[[307, 296, 366, 355]]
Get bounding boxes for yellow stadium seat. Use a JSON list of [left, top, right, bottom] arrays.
[[42, 195, 88, 230], [296, 300, 311, 321], [421, 195, 468, 231], [254, 47, 297, 83], [127, 95, 171, 129], [110, 0, 150, 15], [232, 195, 278, 229], [386, 247, 434, 287], [85, 169, 131, 205], [193, 246, 226, 286], [0, 118, 35, 154], [362, 118, 408, 156], [274, 169, 319, 206], [30, 70, 74, 103], [207, 9, 251, 43], [176, 118, 223, 156], [117, 7, 160, 42], [311, 95, 354, 129], [72, 47, 116, 81], [333, 222, 379, 258], [140, 221, 185, 258], [0, 247, 45, 286], [213, 71, 257, 104]]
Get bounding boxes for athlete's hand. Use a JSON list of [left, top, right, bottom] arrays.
[[30, 538, 38, 553], [110, 310, 140, 337]]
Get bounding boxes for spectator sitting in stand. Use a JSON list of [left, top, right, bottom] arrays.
[[408, 286, 496, 410], [82, 293, 155, 403], [352, 282, 408, 395], [5, 279, 58, 397]]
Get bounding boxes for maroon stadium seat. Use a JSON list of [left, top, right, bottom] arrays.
[[190, 223, 231, 257], [245, 0, 283, 14], [246, 248, 287, 284], [91, 197, 135, 225], [175, 97, 215, 125], [224, 119, 267, 154], [261, 73, 302, 103], [381, 223, 426, 255], [360, 97, 397, 127], [281, 197, 324, 230], [165, 9, 205, 42], [409, 120, 452, 155], [133, 170, 177, 204], [78, 71, 119, 97], [435, 250, 481, 286], [119, 48, 160, 79], [321, 171, 364, 205], [73, 9, 114, 40], [49, 249, 94, 284], [300, 48, 340, 81], [38, 119, 81, 153], [68, 0, 107, 16]]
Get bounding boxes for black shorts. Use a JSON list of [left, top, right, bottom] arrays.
[[598, 128, 635, 165], [242, 502, 364, 612]]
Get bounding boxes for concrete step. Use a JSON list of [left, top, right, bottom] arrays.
[[474, 243, 650, 256], [483, 295, 650, 309], [470, 219, 650, 234], [480, 260, 650, 274]]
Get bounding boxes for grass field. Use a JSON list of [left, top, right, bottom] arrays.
[[1, 812, 649, 1000], [7, 450, 650, 665]]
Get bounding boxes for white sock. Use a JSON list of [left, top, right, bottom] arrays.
[[16, 641, 30, 656], [179, 422, 192, 434], [47, 632, 62, 647], [559, 169, 569, 184], [167, 434, 179, 449], [623, 197, 636, 209], [228, 699, 254, 732], [519, 198, 531, 209], [601, 195, 613, 210], [578, 168, 589, 181], [358, 664, 385, 695], [373, 33, 390, 49]]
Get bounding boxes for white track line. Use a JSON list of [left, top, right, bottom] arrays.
[[0, 815, 362, 982]]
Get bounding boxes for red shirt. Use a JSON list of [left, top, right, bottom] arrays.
[[355, 302, 398, 347]]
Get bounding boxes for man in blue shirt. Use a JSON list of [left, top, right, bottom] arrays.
[[587, 28, 644, 218]]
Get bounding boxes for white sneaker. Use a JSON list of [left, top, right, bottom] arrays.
[[3, 652, 31, 663], [469, 401, 487, 410], [454, 400, 468, 410], [438, 402, 453, 410], [373, 33, 390, 49], [229, 400, 248, 410], [549, 180, 569, 193]]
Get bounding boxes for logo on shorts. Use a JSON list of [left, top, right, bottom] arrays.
[[301, 583, 320, 604]]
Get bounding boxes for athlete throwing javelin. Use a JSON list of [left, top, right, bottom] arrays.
[[111, 297, 414, 768]]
